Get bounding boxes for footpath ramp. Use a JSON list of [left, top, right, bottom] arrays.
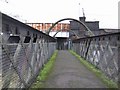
[[44, 50, 107, 88]]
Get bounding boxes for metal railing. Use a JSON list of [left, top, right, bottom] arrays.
[[72, 32, 120, 83], [0, 13, 56, 89]]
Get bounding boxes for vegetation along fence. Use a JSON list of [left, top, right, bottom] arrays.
[[72, 32, 120, 84]]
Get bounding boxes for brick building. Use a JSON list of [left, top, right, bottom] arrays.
[[69, 17, 120, 39], [69, 17, 99, 38], [26, 23, 70, 33], [26, 17, 120, 39]]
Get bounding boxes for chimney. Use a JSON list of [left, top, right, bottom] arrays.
[[79, 17, 86, 23]]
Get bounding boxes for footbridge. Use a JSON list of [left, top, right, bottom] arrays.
[[0, 13, 119, 89]]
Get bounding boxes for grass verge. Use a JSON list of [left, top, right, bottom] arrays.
[[69, 50, 118, 89], [30, 50, 58, 88]]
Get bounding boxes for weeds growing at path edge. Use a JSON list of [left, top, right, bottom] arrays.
[[69, 50, 118, 89], [30, 50, 58, 88]]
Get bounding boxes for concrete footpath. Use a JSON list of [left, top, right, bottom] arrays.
[[43, 50, 107, 88]]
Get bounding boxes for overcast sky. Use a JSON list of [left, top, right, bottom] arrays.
[[0, 0, 119, 29]]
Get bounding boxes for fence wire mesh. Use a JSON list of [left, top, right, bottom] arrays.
[[0, 37, 56, 89], [72, 33, 120, 83], [0, 13, 56, 89]]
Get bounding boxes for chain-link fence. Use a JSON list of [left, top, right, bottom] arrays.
[[72, 33, 120, 84], [0, 13, 56, 89]]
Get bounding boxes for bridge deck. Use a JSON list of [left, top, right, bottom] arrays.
[[43, 50, 107, 88]]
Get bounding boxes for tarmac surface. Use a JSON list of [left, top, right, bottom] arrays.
[[43, 50, 107, 88]]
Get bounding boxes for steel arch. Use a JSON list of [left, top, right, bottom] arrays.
[[46, 18, 94, 36]]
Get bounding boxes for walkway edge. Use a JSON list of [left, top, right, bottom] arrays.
[[30, 50, 58, 88], [69, 50, 118, 89]]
